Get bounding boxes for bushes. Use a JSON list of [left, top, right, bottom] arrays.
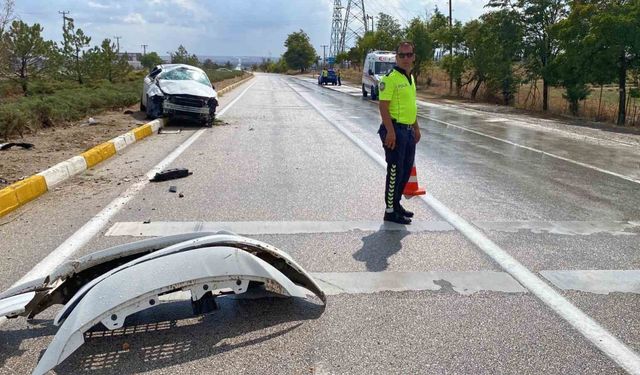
[[203, 69, 244, 84], [0, 79, 141, 140]]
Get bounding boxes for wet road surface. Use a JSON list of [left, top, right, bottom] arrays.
[[0, 73, 639, 374]]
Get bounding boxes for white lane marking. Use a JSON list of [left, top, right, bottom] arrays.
[[418, 113, 640, 185], [157, 271, 526, 302], [312, 271, 526, 296], [541, 270, 640, 295], [105, 220, 639, 237], [304, 79, 640, 185], [14, 79, 257, 286], [105, 220, 455, 236], [286, 78, 640, 374]]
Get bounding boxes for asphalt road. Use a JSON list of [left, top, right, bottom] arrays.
[[1, 73, 639, 374]]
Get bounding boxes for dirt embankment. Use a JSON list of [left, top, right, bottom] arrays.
[[0, 73, 251, 187]]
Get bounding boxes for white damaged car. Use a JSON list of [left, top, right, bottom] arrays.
[[141, 64, 218, 127]]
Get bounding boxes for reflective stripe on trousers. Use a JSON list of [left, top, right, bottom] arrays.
[[378, 122, 415, 213]]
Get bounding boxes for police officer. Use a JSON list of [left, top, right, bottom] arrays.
[[378, 41, 421, 225], [321, 68, 328, 85], [337, 69, 342, 86]]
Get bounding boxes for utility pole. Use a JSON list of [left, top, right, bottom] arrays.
[[113, 36, 122, 52], [141, 44, 148, 55], [366, 14, 374, 33], [58, 10, 70, 29], [448, 0, 453, 94], [321, 45, 328, 66]]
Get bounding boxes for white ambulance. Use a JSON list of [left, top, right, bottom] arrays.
[[361, 51, 396, 100]]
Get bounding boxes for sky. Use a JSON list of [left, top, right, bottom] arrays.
[[14, 0, 489, 57]]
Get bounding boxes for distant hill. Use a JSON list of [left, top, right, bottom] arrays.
[[160, 55, 276, 67]]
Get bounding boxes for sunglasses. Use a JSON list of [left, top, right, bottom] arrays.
[[397, 52, 414, 58]]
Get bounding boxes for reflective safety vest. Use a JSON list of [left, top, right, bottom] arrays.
[[379, 67, 417, 125], [322, 70, 328, 77]]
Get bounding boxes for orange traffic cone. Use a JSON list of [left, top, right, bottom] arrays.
[[403, 164, 426, 198]]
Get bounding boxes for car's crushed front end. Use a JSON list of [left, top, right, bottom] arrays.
[[145, 65, 219, 127], [162, 93, 218, 124]]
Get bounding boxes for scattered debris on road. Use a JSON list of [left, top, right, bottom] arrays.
[[88, 117, 98, 125], [159, 128, 182, 134], [179, 192, 184, 198], [150, 168, 192, 182], [169, 185, 177, 193], [0, 142, 34, 151]]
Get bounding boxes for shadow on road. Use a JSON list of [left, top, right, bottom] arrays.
[[52, 296, 323, 374], [0, 318, 58, 369], [353, 227, 411, 271]]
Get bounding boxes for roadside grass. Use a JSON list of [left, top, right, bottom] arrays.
[[203, 69, 244, 85], [0, 71, 146, 141]]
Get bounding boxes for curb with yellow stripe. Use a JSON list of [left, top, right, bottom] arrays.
[[0, 119, 165, 218], [0, 73, 254, 218]]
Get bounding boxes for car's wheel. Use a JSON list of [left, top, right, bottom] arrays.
[[371, 85, 377, 100], [140, 95, 146, 112], [362, 84, 368, 97]]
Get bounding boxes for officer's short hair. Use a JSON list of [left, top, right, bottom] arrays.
[[396, 41, 415, 54]]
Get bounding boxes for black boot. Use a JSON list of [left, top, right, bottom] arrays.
[[384, 211, 412, 225], [397, 204, 414, 218]]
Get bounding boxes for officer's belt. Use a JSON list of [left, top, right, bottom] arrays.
[[392, 119, 413, 127]]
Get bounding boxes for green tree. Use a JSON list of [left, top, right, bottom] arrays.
[[282, 29, 315, 73], [170, 45, 199, 66], [488, 0, 568, 111], [61, 18, 91, 84], [140, 51, 163, 70], [0, 0, 14, 38], [405, 17, 434, 80], [347, 46, 362, 69], [354, 31, 378, 61], [375, 13, 403, 51], [426, 7, 458, 91], [440, 20, 465, 94], [426, 7, 449, 54], [90, 39, 129, 82], [462, 19, 490, 99], [1, 20, 56, 94], [553, 0, 640, 125], [335, 51, 349, 65], [202, 58, 217, 70], [467, 10, 523, 104]]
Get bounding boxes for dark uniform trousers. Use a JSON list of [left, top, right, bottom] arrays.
[[378, 121, 415, 212]]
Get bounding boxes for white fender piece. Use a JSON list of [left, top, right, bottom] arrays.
[[32, 246, 308, 375], [0, 232, 325, 321], [55, 233, 326, 324], [0, 291, 35, 318], [0, 232, 217, 319]]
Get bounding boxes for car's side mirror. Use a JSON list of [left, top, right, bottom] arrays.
[[368, 69, 374, 76]]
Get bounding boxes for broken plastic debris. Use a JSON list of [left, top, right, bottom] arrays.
[[0, 142, 34, 151], [150, 168, 192, 182]]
